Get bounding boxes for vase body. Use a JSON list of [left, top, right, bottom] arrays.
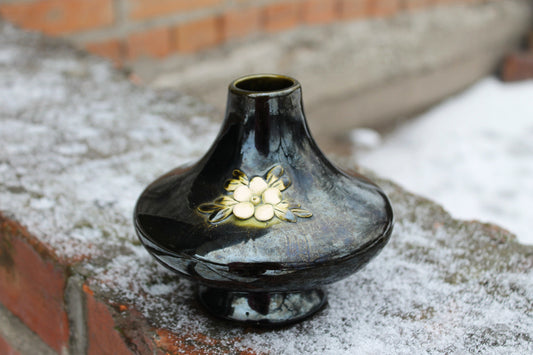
[[134, 74, 393, 325]]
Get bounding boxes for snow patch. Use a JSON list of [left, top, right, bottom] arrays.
[[355, 78, 533, 244]]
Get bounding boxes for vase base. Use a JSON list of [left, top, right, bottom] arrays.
[[197, 286, 327, 326]]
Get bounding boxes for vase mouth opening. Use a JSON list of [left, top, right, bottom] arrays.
[[230, 74, 300, 97]]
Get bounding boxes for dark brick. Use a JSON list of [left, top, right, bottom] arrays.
[[0, 213, 70, 353], [501, 51, 533, 82]]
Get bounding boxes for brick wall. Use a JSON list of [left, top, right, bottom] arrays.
[[0, 0, 493, 65]]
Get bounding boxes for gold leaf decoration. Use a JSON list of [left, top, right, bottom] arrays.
[[197, 165, 312, 225]]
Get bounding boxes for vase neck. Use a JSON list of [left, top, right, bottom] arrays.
[[197, 74, 329, 181], [222, 75, 311, 157], [225, 85, 305, 123]]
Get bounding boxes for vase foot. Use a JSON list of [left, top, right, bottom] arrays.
[[197, 286, 327, 325]]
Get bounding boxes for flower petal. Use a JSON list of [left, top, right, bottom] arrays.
[[266, 165, 284, 185], [233, 202, 255, 219], [276, 200, 290, 210], [233, 185, 252, 202], [274, 208, 296, 223], [249, 177, 268, 195], [214, 196, 238, 206], [262, 187, 281, 204], [233, 169, 249, 184], [254, 204, 274, 221], [291, 208, 313, 218], [198, 203, 222, 214], [209, 207, 233, 223], [224, 179, 244, 191], [270, 175, 291, 191]]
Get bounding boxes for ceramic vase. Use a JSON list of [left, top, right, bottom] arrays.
[[134, 74, 394, 325]]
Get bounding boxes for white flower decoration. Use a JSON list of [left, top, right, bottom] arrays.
[[198, 165, 312, 224]]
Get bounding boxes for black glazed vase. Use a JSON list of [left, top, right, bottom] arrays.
[[134, 74, 393, 325]]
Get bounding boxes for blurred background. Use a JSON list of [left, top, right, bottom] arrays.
[[1, 0, 532, 243]]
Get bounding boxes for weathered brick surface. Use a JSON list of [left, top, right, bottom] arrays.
[[0, 0, 497, 63], [0, 214, 70, 353], [301, 0, 338, 24], [0, 336, 20, 355], [85, 39, 124, 65], [369, 0, 400, 17], [263, 2, 301, 33], [500, 51, 533, 82], [338, 0, 370, 20], [154, 328, 258, 355], [127, 27, 172, 59], [128, 0, 223, 20], [85, 286, 139, 355], [174, 16, 222, 53], [221, 6, 262, 41], [0, 0, 113, 35]]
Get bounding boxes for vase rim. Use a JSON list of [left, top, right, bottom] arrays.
[[229, 74, 301, 98]]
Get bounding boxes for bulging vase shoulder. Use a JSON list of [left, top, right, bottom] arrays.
[[134, 161, 393, 291]]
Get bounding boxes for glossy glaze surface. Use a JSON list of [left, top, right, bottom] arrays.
[[134, 74, 393, 323]]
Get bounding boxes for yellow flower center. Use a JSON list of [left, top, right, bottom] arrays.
[[251, 195, 261, 205]]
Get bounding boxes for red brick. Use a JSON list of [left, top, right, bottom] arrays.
[[500, 51, 533, 82], [155, 328, 259, 355], [301, 0, 338, 24], [262, 1, 301, 33], [0, 0, 113, 35], [129, 0, 223, 20], [127, 27, 172, 60], [368, 0, 400, 17], [85, 286, 137, 355], [0, 336, 21, 355], [0, 214, 70, 353], [85, 39, 124, 65], [174, 17, 222, 53], [221, 7, 262, 41], [338, 0, 370, 20]]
